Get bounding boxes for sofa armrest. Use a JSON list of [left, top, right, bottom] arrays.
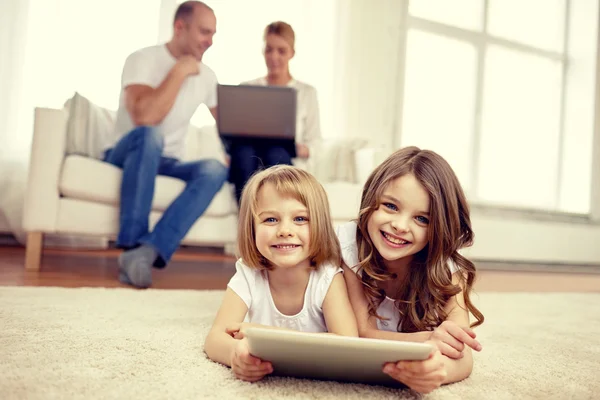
[[22, 107, 68, 232], [309, 138, 383, 184], [304, 138, 338, 181]]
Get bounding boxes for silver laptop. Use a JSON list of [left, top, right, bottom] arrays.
[[217, 84, 297, 141]]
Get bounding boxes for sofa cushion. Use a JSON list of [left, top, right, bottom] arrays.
[[310, 138, 368, 184], [322, 181, 363, 222], [59, 155, 236, 217], [55, 197, 238, 245], [64, 92, 116, 160]]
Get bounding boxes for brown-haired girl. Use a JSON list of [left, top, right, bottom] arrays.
[[338, 146, 485, 393]]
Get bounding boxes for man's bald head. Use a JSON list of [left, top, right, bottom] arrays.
[[173, 1, 213, 25], [171, 1, 216, 61]]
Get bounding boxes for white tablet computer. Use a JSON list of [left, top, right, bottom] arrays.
[[245, 327, 433, 387]]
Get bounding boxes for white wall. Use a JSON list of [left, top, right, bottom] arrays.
[[466, 212, 600, 264], [331, 0, 405, 148], [0, 212, 11, 234]]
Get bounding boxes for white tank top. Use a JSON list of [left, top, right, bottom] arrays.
[[227, 258, 343, 333]]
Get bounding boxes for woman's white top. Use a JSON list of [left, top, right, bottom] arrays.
[[243, 77, 321, 147]]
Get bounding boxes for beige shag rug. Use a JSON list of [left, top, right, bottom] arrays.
[[0, 287, 599, 400]]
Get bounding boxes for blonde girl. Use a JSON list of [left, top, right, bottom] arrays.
[[205, 165, 357, 382]]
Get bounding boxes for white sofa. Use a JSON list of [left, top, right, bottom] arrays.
[[22, 97, 379, 271]]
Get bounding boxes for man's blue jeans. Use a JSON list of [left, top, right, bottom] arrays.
[[103, 126, 228, 266]]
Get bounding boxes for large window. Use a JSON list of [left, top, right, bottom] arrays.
[[398, 0, 599, 214]]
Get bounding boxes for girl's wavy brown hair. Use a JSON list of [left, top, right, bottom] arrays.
[[356, 146, 484, 332]]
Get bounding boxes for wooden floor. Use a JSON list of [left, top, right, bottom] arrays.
[[1, 246, 599, 292], [0, 246, 235, 290]]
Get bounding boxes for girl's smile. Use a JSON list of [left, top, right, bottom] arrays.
[[380, 230, 412, 248], [367, 173, 430, 270], [254, 182, 311, 270]]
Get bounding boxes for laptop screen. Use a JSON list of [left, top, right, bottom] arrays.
[[217, 84, 297, 140]]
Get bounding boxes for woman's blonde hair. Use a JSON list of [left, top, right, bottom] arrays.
[[356, 146, 484, 332], [237, 165, 340, 270], [264, 21, 295, 51]]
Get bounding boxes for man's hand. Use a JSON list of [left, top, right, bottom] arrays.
[[296, 143, 310, 159], [429, 321, 482, 359], [176, 55, 200, 78], [230, 337, 273, 382]]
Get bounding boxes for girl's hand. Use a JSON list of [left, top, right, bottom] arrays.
[[226, 322, 252, 339], [430, 321, 482, 359], [383, 348, 446, 394], [230, 337, 273, 382]]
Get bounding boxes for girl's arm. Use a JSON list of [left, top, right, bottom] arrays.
[[204, 288, 249, 366], [343, 264, 480, 349], [342, 264, 430, 342], [388, 276, 481, 388], [322, 273, 359, 336], [436, 273, 482, 384], [370, 273, 483, 391], [204, 288, 273, 382], [226, 322, 298, 338]]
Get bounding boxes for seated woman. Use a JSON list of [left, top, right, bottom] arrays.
[[228, 21, 322, 204]]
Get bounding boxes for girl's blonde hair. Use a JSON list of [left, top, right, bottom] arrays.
[[237, 165, 340, 270], [356, 146, 484, 332], [264, 21, 295, 51]]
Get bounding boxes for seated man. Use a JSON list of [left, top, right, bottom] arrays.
[[102, 1, 227, 288]]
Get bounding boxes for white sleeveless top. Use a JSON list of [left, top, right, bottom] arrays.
[[227, 258, 342, 333], [335, 221, 458, 332]]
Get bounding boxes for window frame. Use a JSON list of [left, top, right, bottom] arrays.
[[393, 0, 600, 221]]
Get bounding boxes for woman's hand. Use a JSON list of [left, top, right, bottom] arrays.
[[295, 143, 310, 159], [229, 337, 273, 382], [383, 347, 447, 394], [429, 321, 482, 359]]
